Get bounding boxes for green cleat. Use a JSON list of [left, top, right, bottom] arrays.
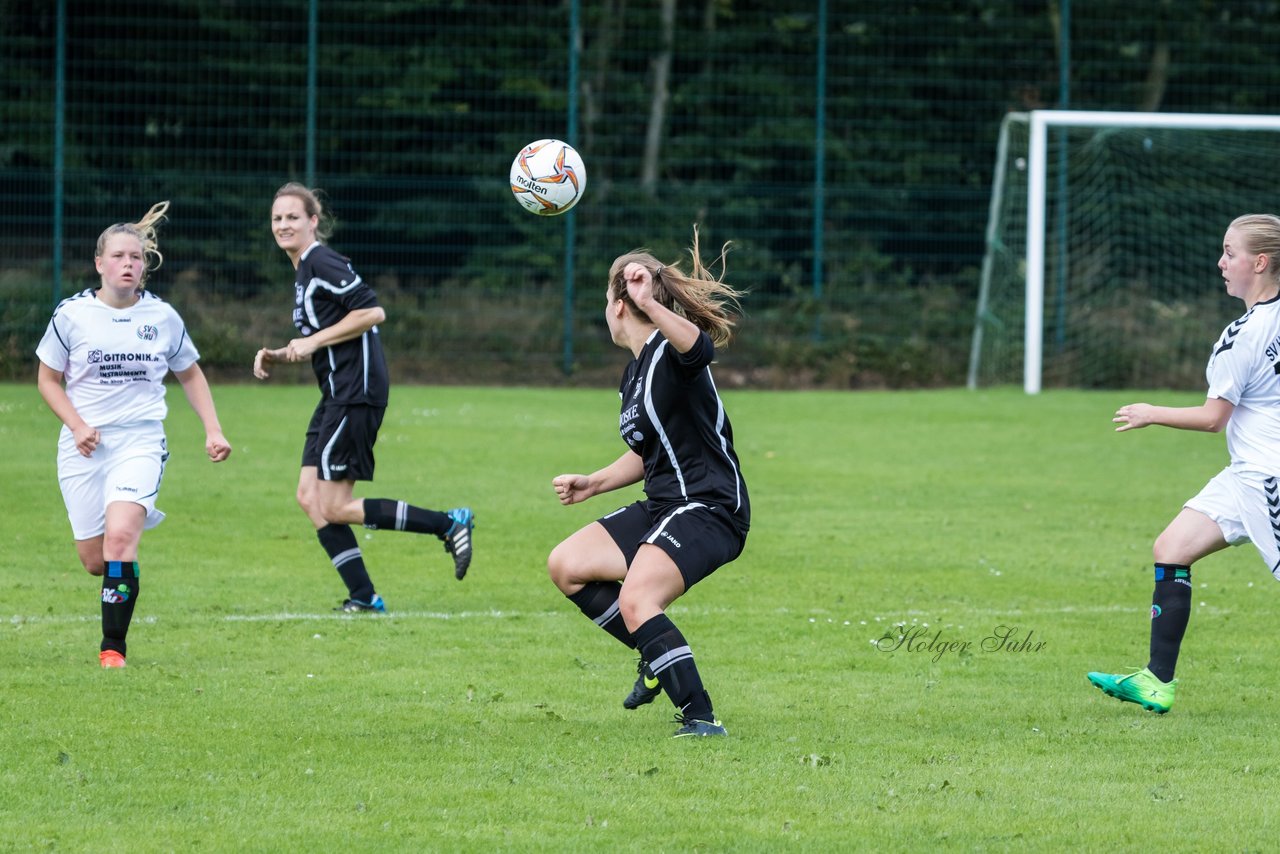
[[1087, 667, 1176, 714]]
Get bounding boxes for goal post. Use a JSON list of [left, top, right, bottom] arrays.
[[969, 110, 1280, 393]]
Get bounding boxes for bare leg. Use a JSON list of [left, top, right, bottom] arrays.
[[1154, 507, 1229, 565], [547, 521, 627, 595]]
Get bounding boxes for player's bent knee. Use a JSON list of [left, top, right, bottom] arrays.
[[296, 490, 322, 519], [102, 535, 138, 560], [1153, 535, 1192, 566], [318, 499, 359, 526], [547, 544, 575, 591], [547, 542, 603, 592], [617, 592, 661, 632]]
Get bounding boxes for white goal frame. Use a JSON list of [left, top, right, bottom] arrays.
[[971, 110, 1280, 394]]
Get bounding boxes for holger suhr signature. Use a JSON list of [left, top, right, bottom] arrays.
[[875, 625, 1046, 663]]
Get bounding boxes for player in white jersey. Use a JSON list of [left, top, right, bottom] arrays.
[[1088, 214, 1280, 713], [35, 202, 232, 669], [548, 228, 749, 738]]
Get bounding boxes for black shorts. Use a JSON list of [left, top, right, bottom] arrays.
[[302, 402, 385, 482], [597, 500, 747, 590]]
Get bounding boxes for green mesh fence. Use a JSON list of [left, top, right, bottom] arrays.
[[4, 1, 1280, 387]]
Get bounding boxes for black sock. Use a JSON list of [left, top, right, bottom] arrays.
[[566, 582, 635, 648], [101, 560, 140, 656], [634, 613, 713, 720], [317, 524, 376, 602], [1147, 563, 1192, 683], [362, 499, 451, 537]]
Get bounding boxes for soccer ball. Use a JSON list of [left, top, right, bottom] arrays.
[[509, 139, 586, 216]]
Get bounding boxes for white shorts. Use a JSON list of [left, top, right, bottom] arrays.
[[1185, 466, 1280, 577], [57, 422, 168, 541]]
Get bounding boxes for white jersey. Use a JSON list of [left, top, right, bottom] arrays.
[[35, 289, 200, 429], [1205, 295, 1280, 475]]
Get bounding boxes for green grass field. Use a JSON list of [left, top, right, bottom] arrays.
[[4, 381, 1280, 851]]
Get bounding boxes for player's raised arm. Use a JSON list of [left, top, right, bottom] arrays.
[[623, 262, 700, 354], [1113, 397, 1234, 433]]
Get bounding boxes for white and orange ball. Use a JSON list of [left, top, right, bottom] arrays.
[[509, 139, 586, 216]]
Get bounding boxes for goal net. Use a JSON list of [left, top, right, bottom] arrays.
[[968, 110, 1280, 392]]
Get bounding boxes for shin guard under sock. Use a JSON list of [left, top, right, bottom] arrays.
[[1147, 563, 1192, 683], [317, 524, 376, 602], [101, 560, 139, 656], [634, 613, 713, 719], [362, 499, 451, 536], [566, 582, 635, 648]]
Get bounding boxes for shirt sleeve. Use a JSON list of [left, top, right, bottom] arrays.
[[671, 330, 715, 375], [34, 313, 71, 372], [1207, 341, 1250, 405], [317, 253, 380, 312], [165, 306, 201, 373]]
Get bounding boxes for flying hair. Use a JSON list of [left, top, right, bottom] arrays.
[[608, 225, 745, 347]]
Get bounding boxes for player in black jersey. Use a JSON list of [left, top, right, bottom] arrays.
[[549, 228, 749, 737], [253, 183, 474, 612]]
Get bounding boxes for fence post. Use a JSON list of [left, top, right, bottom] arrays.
[[811, 0, 827, 340], [53, 0, 66, 306], [306, 0, 318, 186], [563, 0, 581, 375]]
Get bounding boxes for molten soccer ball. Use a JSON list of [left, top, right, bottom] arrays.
[[509, 139, 586, 216]]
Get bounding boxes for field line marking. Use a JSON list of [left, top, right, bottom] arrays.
[[5, 609, 567, 626], [222, 609, 566, 622]]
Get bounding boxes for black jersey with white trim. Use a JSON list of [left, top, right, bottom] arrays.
[[292, 242, 388, 406], [618, 329, 750, 531]]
